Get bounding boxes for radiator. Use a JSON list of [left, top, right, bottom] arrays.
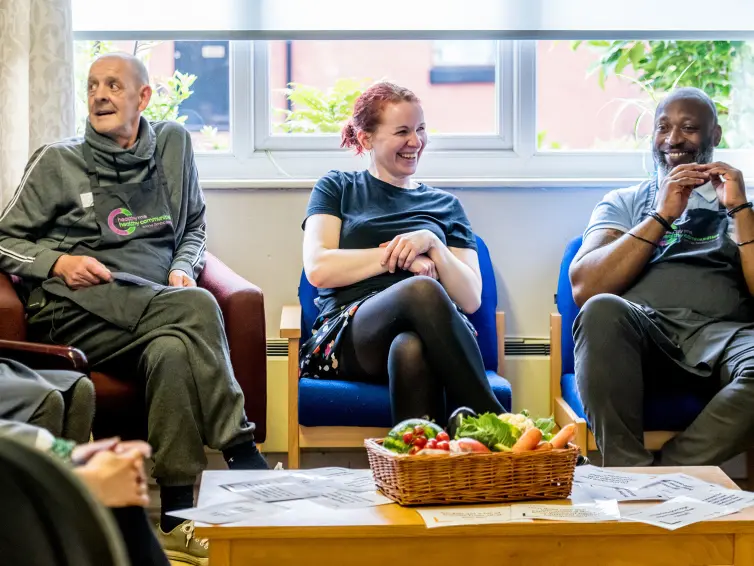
[[265, 339, 290, 453], [503, 338, 551, 416]]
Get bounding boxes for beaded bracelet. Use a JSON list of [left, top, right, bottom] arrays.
[[648, 210, 674, 232]]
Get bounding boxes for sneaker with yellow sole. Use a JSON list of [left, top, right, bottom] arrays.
[[156, 520, 209, 566]]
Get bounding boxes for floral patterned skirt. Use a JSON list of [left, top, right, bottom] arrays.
[[298, 291, 478, 380]]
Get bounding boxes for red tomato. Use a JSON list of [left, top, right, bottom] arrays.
[[437, 440, 450, 451], [408, 445, 420, 455], [426, 438, 438, 450], [413, 426, 425, 437], [436, 431, 450, 442], [413, 436, 428, 449], [403, 432, 413, 444]]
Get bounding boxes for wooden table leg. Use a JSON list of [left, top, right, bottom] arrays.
[[734, 534, 754, 566], [208, 539, 231, 566]]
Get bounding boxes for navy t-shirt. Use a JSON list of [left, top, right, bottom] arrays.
[[303, 169, 477, 314]]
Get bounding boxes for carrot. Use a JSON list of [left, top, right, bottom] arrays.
[[550, 423, 577, 449], [534, 441, 552, 451], [512, 428, 542, 453]]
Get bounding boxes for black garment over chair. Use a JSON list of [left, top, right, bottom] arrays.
[[0, 438, 129, 566]]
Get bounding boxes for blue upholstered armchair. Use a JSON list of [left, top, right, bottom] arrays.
[[280, 234, 512, 468], [550, 236, 736, 458]]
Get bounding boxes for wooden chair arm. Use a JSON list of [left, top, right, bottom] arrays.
[[280, 305, 302, 339], [549, 312, 562, 411], [0, 339, 89, 373], [496, 311, 505, 376], [280, 305, 302, 467]]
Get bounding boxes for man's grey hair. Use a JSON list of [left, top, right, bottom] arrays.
[[92, 52, 150, 86]]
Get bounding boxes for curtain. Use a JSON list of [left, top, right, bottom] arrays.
[[0, 0, 74, 209]]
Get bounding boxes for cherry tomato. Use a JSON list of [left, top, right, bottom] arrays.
[[408, 445, 420, 455], [436, 431, 450, 442], [426, 438, 438, 450], [413, 436, 428, 449], [413, 426, 425, 437], [437, 440, 450, 451], [403, 432, 413, 444]]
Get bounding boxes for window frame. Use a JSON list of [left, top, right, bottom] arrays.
[[72, 34, 754, 188]]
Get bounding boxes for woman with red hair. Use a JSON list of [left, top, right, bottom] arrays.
[[300, 82, 504, 423]]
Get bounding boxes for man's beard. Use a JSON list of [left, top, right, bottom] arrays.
[[654, 139, 714, 177]]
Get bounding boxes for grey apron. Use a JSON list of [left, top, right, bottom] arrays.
[[0, 358, 84, 423], [622, 179, 754, 376], [40, 143, 176, 331]]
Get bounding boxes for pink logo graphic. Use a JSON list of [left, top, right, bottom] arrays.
[[108, 208, 136, 236]]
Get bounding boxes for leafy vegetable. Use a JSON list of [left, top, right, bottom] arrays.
[[455, 413, 520, 449], [534, 416, 556, 441]]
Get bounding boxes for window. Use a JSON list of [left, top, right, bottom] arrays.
[[74, 40, 231, 153], [259, 40, 508, 151]]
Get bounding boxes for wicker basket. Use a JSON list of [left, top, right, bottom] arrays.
[[365, 438, 579, 506]]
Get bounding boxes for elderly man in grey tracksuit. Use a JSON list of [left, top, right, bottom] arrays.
[[0, 52, 265, 564]]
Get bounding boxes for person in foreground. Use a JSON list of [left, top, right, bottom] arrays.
[[0, 419, 170, 566], [300, 81, 504, 422], [570, 87, 754, 466], [0, 53, 267, 564]]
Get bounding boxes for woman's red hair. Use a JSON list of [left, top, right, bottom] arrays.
[[340, 82, 420, 155]]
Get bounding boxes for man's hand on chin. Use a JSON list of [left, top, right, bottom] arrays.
[[168, 269, 196, 288], [696, 162, 747, 210]]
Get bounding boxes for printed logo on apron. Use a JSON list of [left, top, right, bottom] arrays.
[[661, 229, 720, 248], [107, 207, 172, 236]]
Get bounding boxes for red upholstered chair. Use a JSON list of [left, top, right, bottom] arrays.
[[0, 253, 267, 443]]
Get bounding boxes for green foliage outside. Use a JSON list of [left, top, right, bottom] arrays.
[[274, 78, 368, 133], [571, 40, 754, 149]]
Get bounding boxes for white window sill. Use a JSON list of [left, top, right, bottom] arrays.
[[196, 147, 754, 190], [198, 177, 651, 190]]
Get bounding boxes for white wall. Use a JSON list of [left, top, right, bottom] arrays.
[[204, 187, 605, 338]]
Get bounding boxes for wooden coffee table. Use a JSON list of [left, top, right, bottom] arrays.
[[196, 466, 754, 566]]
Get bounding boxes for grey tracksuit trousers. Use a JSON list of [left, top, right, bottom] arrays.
[[28, 286, 255, 486]]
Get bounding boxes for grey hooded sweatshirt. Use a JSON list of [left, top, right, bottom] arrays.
[[0, 117, 207, 329], [0, 117, 205, 282]]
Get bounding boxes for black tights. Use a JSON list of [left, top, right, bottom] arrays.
[[338, 277, 504, 422]]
